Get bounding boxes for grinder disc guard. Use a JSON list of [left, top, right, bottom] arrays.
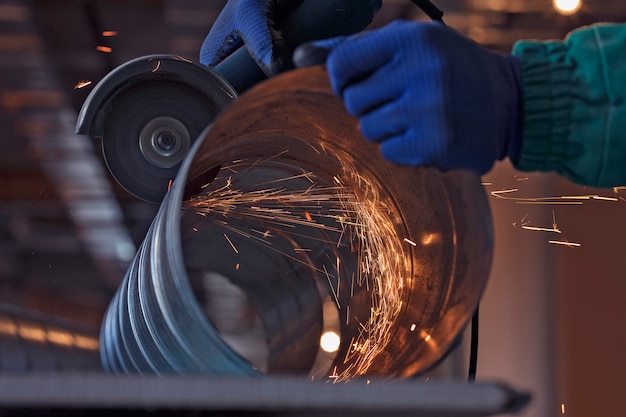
[[100, 67, 493, 379], [101, 75, 235, 203]]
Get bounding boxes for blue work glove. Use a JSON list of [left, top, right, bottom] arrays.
[[295, 20, 524, 175], [200, 0, 301, 76]]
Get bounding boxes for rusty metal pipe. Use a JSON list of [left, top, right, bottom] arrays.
[[100, 67, 493, 380]]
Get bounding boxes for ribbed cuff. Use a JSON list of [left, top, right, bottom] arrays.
[[511, 40, 574, 174]]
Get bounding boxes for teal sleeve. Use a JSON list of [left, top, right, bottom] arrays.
[[512, 23, 626, 188]]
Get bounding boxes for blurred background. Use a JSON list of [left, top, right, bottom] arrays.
[[0, 0, 625, 416]]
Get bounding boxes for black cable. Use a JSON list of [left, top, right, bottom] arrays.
[[467, 304, 479, 382], [409, 0, 444, 22]]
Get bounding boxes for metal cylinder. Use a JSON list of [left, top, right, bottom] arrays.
[[100, 67, 493, 381]]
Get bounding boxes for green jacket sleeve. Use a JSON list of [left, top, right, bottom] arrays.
[[512, 23, 626, 188]]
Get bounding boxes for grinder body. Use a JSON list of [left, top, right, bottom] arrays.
[[75, 0, 382, 203]]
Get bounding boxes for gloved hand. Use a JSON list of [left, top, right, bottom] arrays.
[[294, 20, 524, 176], [200, 0, 301, 76]]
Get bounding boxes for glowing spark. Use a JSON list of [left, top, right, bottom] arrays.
[[614, 186, 626, 202], [102, 31, 118, 37], [304, 211, 312, 221], [223, 233, 239, 254], [323, 264, 341, 309], [549, 240, 581, 248], [561, 403, 566, 414], [175, 55, 193, 63], [96, 45, 112, 53], [329, 366, 339, 382], [403, 237, 417, 246], [492, 188, 618, 205], [167, 179, 173, 191], [522, 225, 561, 233], [74, 80, 92, 89], [592, 195, 618, 201], [491, 188, 518, 196], [235, 263, 240, 270], [410, 323, 416, 332], [152, 60, 161, 72]]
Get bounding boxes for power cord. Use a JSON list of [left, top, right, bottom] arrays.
[[467, 305, 479, 382]]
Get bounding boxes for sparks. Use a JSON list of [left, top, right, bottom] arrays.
[[549, 240, 581, 248], [223, 233, 239, 254], [73, 80, 92, 89], [403, 237, 417, 246], [522, 225, 561, 233], [96, 45, 112, 53], [185, 155, 405, 381], [492, 188, 619, 205]]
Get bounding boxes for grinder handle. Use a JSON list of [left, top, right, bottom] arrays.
[[212, 0, 382, 93]]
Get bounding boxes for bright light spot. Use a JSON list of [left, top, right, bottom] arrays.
[[410, 323, 416, 332], [320, 331, 341, 353], [561, 403, 566, 414], [553, 0, 581, 15], [420, 232, 441, 246]]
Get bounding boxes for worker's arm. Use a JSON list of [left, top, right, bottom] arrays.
[[297, 20, 524, 176], [513, 23, 626, 187], [200, 0, 381, 77], [297, 20, 626, 188]]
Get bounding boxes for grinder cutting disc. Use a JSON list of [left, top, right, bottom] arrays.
[[101, 79, 231, 203]]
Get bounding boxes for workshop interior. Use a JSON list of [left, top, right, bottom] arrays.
[[1, 0, 625, 416]]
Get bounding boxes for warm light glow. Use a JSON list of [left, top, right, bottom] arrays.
[[18, 324, 46, 342], [47, 330, 74, 347], [561, 403, 566, 414], [320, 331, 341, 353], [74, 335, 99, 351], [0, 319, 16, 336], [419, 330, 434, 344], [553, 0, 581, 15], [420, 232, 441, 246]]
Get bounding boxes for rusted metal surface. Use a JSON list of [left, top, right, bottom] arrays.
[[100, 67, 493, 380]]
